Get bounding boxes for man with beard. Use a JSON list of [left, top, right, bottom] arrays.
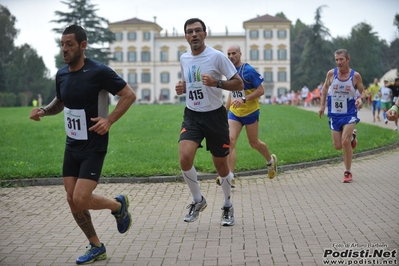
[[318, 49, 364, 183], [175, 18, 243, 226], [29, 25, 136, 264]]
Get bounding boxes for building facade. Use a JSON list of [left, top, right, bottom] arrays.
[[108, 14, 291, 104]]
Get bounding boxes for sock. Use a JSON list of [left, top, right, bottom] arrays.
[[220, 172, 233, 207], [383, 111, 386, 120], [182, 166, 202, 202], [267, 157, 274, 165]]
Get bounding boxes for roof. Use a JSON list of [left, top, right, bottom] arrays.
[[110, 17, 156, 25], [244, 14, 291, 23]]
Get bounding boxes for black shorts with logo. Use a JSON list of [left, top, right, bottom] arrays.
[[179, 106, 230, 157], [63, 149, 106, 182]]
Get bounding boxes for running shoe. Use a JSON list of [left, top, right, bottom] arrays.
[[385, 119, 388, 124], [215, 175, 236, 188], [184, 196, 207, 223], [351, 129, 357, 149], [267, 154, 278, 179], [113, 195, 132, 234], [221, 206, 235, 226], [76, 243, 106, 265], [343, 171, 353, 183]]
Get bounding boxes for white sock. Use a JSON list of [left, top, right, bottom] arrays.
[[267, 158, 274, 165], [182, 166, 202, 202], [220, 172, 233, 207]]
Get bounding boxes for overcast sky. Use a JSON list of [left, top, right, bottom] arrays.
[[1, 0, 398, 77]]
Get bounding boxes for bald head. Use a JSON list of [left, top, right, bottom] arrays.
[[227, 45, 242, 67], [228, 45, 241, 52]]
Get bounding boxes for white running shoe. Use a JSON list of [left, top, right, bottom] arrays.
[[184, 196, 207, 223], [221, 206, 235, 226]]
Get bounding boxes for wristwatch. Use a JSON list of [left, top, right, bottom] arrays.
[[217, 80, 223, 88], [241, 97, 246, 103]]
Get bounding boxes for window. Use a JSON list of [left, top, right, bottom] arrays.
[[264, 88, 273, 98], [115, 32, 123, 41], [141, 73, 151, 83], [177, 50, 186, 61], [264, 71, 273, 82], [278, 71, 287, 82], [264, 49, 273, 60], [277, 30, 287, 38], [143, 32, 151, 40], [160, 89, 170, 101], [128, 73, 137, 84], [128, 51, 137, 62], [160, 51, 168, 62], [277, 87, 287, 97], [278, 49, 287, 60], [264, 30, 273, 38], [141, 51, 151, 62], [250, 49, 259, 60], [141, 89, 151, 101], [127, 32, 136, 40], [249, 30, 259, 38], [114, 52, 123, 62], [160, 72, 170, 83], [177, 72, 182, 79]]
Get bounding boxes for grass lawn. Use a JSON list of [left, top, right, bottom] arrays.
[[0, 104, 398, 180]]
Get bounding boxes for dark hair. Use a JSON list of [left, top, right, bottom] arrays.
[[184, 18, 206, 34], [62, 24, 87, 44], [334, 49, 350, 59]]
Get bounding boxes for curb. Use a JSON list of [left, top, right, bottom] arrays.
[[2, 141, 398, 187]]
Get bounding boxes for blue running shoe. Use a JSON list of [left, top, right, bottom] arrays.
[[76, 243, 106, 265], [113, 195, 132, 234]]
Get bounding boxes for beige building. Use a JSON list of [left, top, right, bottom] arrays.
[[108, 14, 291, 104]]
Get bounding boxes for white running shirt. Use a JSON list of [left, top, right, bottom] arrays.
[[180, 46, 237, 112], [379, 86, 392, 103]]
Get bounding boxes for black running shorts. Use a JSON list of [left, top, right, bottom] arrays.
[[179, 106, 230, 157], [63, 150, 106, 182]]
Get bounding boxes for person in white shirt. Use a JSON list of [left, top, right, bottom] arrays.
[[175, 18, 243, 226], [301, 85, 309, 106], [379, 80, 392, 124]]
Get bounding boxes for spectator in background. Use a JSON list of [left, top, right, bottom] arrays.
[[379, 80, 392, 124], [368, 78, 381, 122], [301, 85, 309, 106]]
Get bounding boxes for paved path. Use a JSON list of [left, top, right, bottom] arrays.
[[1, 106, 398, 266]]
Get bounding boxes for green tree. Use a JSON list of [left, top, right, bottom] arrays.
[[390, 14, 399, 73], [293, 6, 334, 91], [335, 23, 390, 85], [0, 4, 19, 93], [0, 5, 19, 64], [5, 44, 53, 105], [51, 0, 115, 69], [290, 19, 312, 91]]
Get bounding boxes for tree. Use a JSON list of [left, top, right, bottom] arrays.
[[51, 0, 115, 69], [290, 19, 312, 91], [390, 14, 399, 73], [293, 6, 334, 91], [335, 22, 390, 85], [0, 5, 19, 64], [394, 13, 399, 36], [5, 44, 53, 105]]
